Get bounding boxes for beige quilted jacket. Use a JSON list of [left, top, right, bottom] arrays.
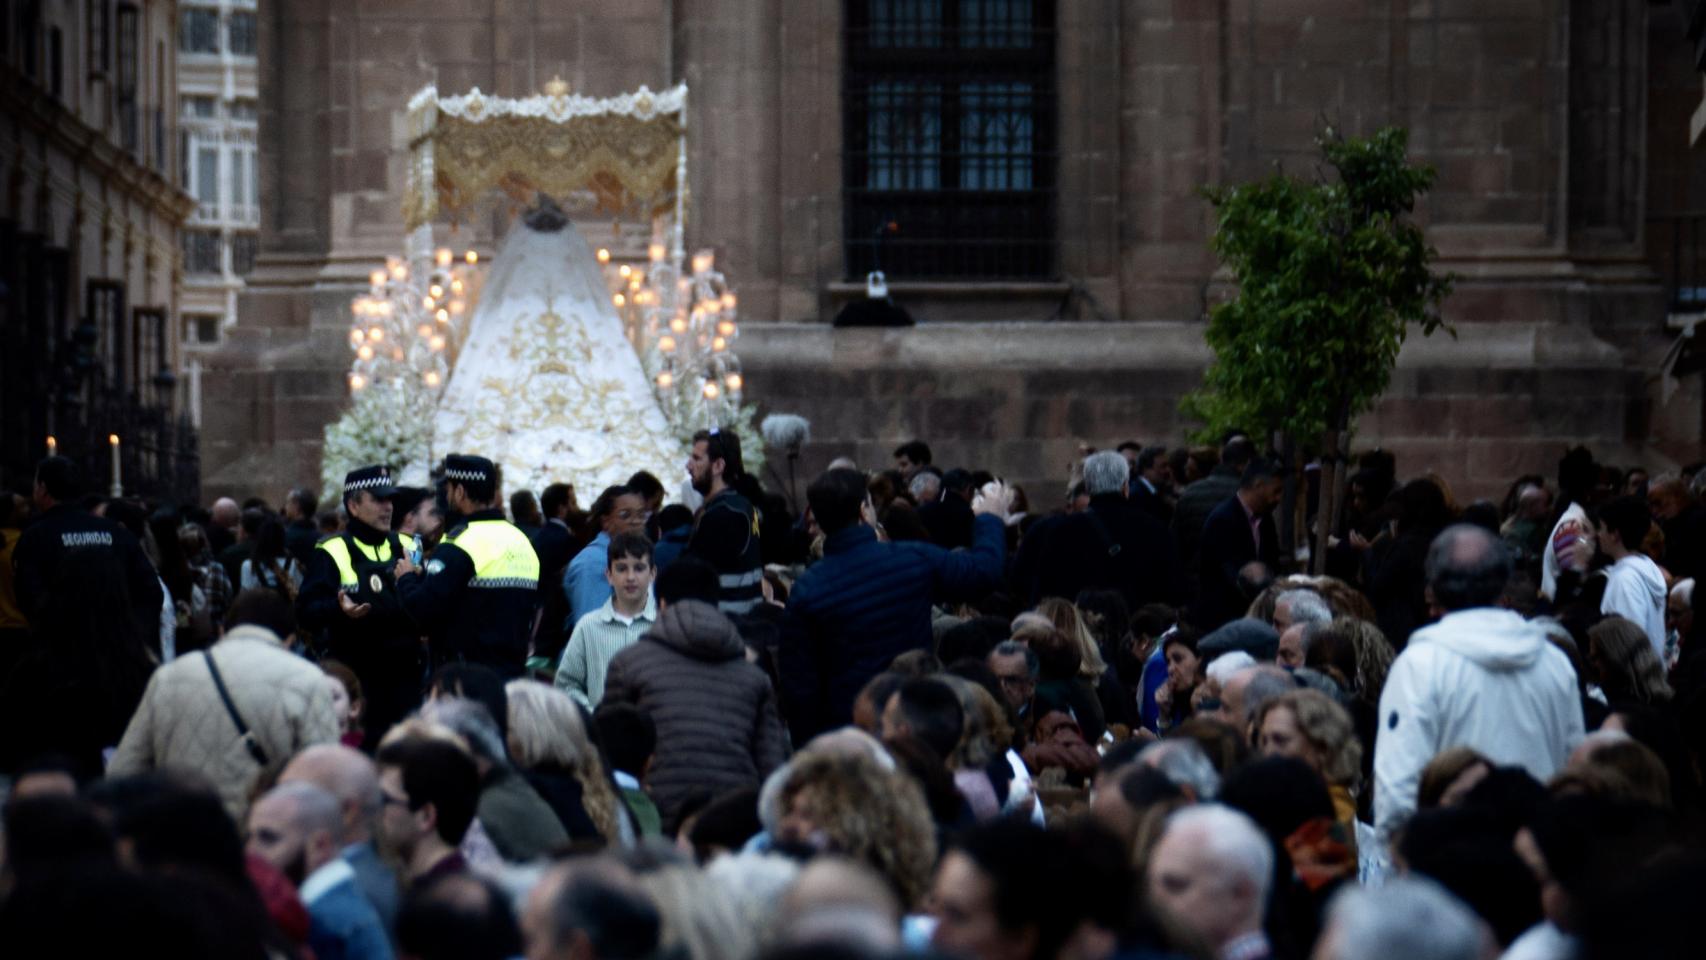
[[109, 624, 339, 821]]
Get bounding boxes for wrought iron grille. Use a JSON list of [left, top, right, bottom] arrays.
[[844, 0, 1057, 280]]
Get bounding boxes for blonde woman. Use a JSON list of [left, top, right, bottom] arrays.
[[1035, 597, 1139, 730], [1254, 689, 1363, 848], [505, 679, 632, 847]]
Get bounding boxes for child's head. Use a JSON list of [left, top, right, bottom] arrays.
[[321, 660, 363, 734], [594, 702, 657, 779], [605, 531, 656, 605]]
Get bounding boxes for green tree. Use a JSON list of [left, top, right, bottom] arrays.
[[1185, 127, 1454, 571]]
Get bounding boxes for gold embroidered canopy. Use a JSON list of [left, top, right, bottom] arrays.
[[403, 78, 688, 230]]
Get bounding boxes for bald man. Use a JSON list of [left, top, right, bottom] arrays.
[[249, 781, 394, 960], [280, 744, 399, 934], [208, 496, 241, 553]]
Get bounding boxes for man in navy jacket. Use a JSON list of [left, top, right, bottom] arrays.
[[779, 468, 1008, 743]]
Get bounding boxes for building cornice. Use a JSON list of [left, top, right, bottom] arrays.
[[0, 66, 196, 225]]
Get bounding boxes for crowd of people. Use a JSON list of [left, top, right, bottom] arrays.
[[0, 427, 1703, 960]]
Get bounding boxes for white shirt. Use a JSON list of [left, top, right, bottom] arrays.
[[299, 855, 357, 907]]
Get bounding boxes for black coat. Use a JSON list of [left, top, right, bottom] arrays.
[[1130, 481, 1172, 526], [1195, 494, 1279, 630], [530, 520, 577, 661], [1172, 468, 1241, 567], [12, 504, 165, 652], [1011, 494, 1185, 612]]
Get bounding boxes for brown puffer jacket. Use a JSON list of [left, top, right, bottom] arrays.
[[601, 599, 789, 832]]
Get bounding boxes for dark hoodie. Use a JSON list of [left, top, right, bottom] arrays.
[[600, 599, 789, 832]]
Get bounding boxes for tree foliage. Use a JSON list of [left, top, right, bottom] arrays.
[[1184, 127, 1455, 447]]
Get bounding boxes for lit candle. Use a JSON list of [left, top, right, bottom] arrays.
[[46, 435, 56, 457], [109, 434, 121, 496]]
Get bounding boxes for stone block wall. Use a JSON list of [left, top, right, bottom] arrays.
[[197, 0, 1701, 505]]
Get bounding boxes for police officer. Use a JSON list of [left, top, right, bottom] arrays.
[[298, 465, 422, 749], [12, 456, 164, 655], [394, 454, 539, 679]]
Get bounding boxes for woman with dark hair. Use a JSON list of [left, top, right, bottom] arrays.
[[1154, 625, 1201, 733], [1367, 479, 1454, 648], [146, 505, 212, 654], [239, 516, 305, 601], [0, 549, 157, 780]]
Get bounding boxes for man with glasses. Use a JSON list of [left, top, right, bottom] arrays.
[[987, 641, 1039, 719], [373, 736, 481, 893]]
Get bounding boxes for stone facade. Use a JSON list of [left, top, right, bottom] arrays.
[[0, 1, 196, 499], [202, 0, 1704, 505]]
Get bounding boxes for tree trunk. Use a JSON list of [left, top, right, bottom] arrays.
[[1312, 428, 1341, 575], [1277, 431, 1297, 571]]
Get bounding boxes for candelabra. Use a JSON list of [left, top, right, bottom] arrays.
[[599, 242, 745, 437], [346, 246, 485, 395]]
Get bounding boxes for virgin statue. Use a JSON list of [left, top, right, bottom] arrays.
[[430, 197, 685, 497]]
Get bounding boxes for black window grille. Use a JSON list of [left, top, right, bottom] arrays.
[[183, 229, 222, 274], [88, 0, 110, 74], [185, 314, 221, 344], [116, 4, 138, 153], [231, 232, 257, 276], [179, 7, 217, 54], [46, 23, 59, 99], [228, 11, 256, 56], [87, 280, 125, 393], [844, 0, 1056, 280]]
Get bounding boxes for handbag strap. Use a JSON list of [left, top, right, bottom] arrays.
[[202, 650, 270, 766]]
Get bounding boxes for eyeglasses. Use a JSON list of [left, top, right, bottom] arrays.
[[996, 674, 1035, 689], [381, 791, 411, 809]]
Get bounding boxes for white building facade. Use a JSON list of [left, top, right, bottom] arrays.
[[176, 0, 257, 426]]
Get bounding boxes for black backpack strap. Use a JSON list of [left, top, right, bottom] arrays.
[[202, 651, 269, 766]]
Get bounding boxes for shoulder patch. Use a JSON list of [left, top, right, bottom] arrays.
[[426, 559, 446, 576]]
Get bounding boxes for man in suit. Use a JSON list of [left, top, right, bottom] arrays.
[[1195, 458, 1286, 630], [530, 483, 581, 666], [1173, 436, 1254, 568], [1130, 445, 1174, 525]]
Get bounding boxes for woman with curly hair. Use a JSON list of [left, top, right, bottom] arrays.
[[1254, 689, 1363, 848], [504, 679, 632, 847], [774, 750, 937, 909]]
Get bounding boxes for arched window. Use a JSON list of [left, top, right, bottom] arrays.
[[844, 0, 1056, 280]]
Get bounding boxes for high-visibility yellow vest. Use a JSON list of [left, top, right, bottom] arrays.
[[316, 534, 406, 589], [442, 520, 539, 590]]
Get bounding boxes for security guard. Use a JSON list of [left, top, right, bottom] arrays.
[[298, 465, 423, 749], [13, 456, 164, 656], [394, 454, 539, 678]]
